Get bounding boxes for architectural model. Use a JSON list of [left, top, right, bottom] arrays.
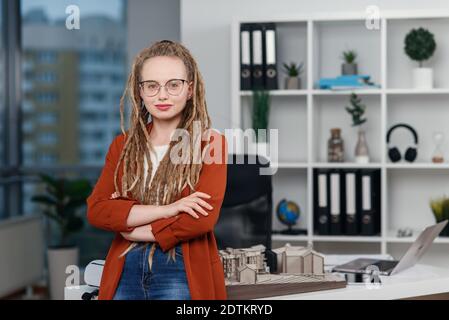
[[219, 243, 346, 299]]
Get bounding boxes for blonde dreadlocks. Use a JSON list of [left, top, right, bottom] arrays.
[[113, 40, 212, 268]]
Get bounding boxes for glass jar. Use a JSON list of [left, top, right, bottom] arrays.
[[432, 131, 445, 163], [328, 128, 344, 162]]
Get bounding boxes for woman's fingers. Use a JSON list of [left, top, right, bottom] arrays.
[[193, 198, 213, 210], [181, 205, 199, 219], [191, 192, 211, 199]]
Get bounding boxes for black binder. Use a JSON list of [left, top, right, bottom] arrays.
[[250, 23, 264, 90], [262, 23, 278, 90], [341, 169, 359, 235], [314, 169, 330, 235], [240, 23, 252, 90], [329, 170, 343, 235], [359, 169, 381, 236]]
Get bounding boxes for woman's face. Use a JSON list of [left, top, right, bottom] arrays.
[[139, 56, 193, 122]]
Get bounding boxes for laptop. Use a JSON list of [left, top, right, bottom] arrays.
[[332, 220, 448, 276]]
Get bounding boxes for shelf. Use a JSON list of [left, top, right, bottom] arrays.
[[271, 162, 308, 169], [312, 163, 382, 168], [232, 13, 449, 264], [240, 89, 307, 96], [386, 88, 449, 95], [312, 89, 381, 96], [312, 235, 382, 243], [386, 163, 449, 169], [272, 234, 309, 242]]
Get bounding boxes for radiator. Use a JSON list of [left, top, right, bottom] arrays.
[[0, 215, 44, 298]]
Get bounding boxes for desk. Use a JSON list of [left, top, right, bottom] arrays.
[[258, 264, 449, 300]]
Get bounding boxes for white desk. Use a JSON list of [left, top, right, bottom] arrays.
[[259, 264, 449, 300]]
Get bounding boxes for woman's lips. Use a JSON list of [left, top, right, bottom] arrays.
[[155, 104, 172, 111]]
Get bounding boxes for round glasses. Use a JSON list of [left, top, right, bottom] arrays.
[[139, 79, 188, 97]]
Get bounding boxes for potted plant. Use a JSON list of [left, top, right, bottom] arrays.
[[345, 93, 369, 163], [282, 62, 304, 89], [404, 27, 437, 89], [430, 196, 449, 236], [341, 50, 358, 75], [250, 90, 271, 159], [31, 173, 92, 300]]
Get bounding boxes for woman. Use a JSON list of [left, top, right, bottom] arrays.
[[86, 40, 228, 300]]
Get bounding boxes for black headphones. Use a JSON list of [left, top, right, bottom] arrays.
[[386, 123, 418, 162]]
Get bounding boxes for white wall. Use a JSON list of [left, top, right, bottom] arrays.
[[180, 0, 449, 132], [128, 0, 180, 69]]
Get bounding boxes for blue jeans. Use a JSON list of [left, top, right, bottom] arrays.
[[113, 243, 191, 300]]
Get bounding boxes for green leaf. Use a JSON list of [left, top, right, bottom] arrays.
[[404, 27, 437, 65]]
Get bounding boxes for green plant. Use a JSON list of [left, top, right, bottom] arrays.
[[252, 90, 271, 142], [345, 93, 367, 127], [341, 50, 357, 64], [282, 62, 304, 77], [430, 196, 449, 222], [31, 174, 92, 247], [404, 27, 437, 67]]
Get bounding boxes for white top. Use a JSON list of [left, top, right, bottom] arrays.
[[143, 144, 169, 186]]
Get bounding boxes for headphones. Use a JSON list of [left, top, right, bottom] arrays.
[[386, 123, 418, 162]]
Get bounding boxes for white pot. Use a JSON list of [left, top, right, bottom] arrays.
[[412, 68, 433, 89], [47, 246, 79, 300], [355, 155, 370, 164]]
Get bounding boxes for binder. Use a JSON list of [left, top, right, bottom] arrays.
[[359, 169, 381, 236], [262, 23, 278, 90], [250, 23, 264, 90], [342, 169, 359, 235], [329, 170, 342, 235], [314, 169, 330, 235], [240, 23, 252, 90]]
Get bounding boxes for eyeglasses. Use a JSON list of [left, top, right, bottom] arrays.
[[139, 79, 188, 97]]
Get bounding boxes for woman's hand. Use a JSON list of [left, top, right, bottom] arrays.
[[163, 191, 213, 219], [121, 224, 155, 242]]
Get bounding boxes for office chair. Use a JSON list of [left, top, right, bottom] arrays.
[[214, 153, 273, 250]]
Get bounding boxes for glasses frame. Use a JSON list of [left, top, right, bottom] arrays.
[[139, 78, 189, 97]]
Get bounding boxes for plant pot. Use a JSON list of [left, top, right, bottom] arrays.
[[285, 77, 301, 90], [412, 67, 433, 89], [355, 129, 370, 163], [47, 246, 79, 300], [342, 63, 358, 75]]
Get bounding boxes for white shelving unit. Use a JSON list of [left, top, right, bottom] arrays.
[[231, 11, 449, 267]]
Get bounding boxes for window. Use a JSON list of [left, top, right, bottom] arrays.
[[18, 0, 128, 265], [37, 112, 58, 125], [37, 51, 57, 64], [38, 132, 58, 145], [21, 0, 126, 166]]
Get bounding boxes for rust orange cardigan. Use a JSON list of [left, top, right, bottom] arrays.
[[86, 122, 228, 300]]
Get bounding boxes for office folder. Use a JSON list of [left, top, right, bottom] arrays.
[[262, 23, 278, 90], [240, 23, 252, 90], [359, 169, 381, 236], [314, 169, 330, 235], [342, 169, 359, 235], [250, 23, 264, 90], [329, 170, 342, 235]]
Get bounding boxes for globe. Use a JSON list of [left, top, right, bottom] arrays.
[[276, 199, 305, 235]]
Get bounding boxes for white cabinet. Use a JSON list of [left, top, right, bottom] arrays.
[[231, 11, 449, 267]]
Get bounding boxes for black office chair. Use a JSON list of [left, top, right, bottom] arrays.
[[214, 154, 273, 250]]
